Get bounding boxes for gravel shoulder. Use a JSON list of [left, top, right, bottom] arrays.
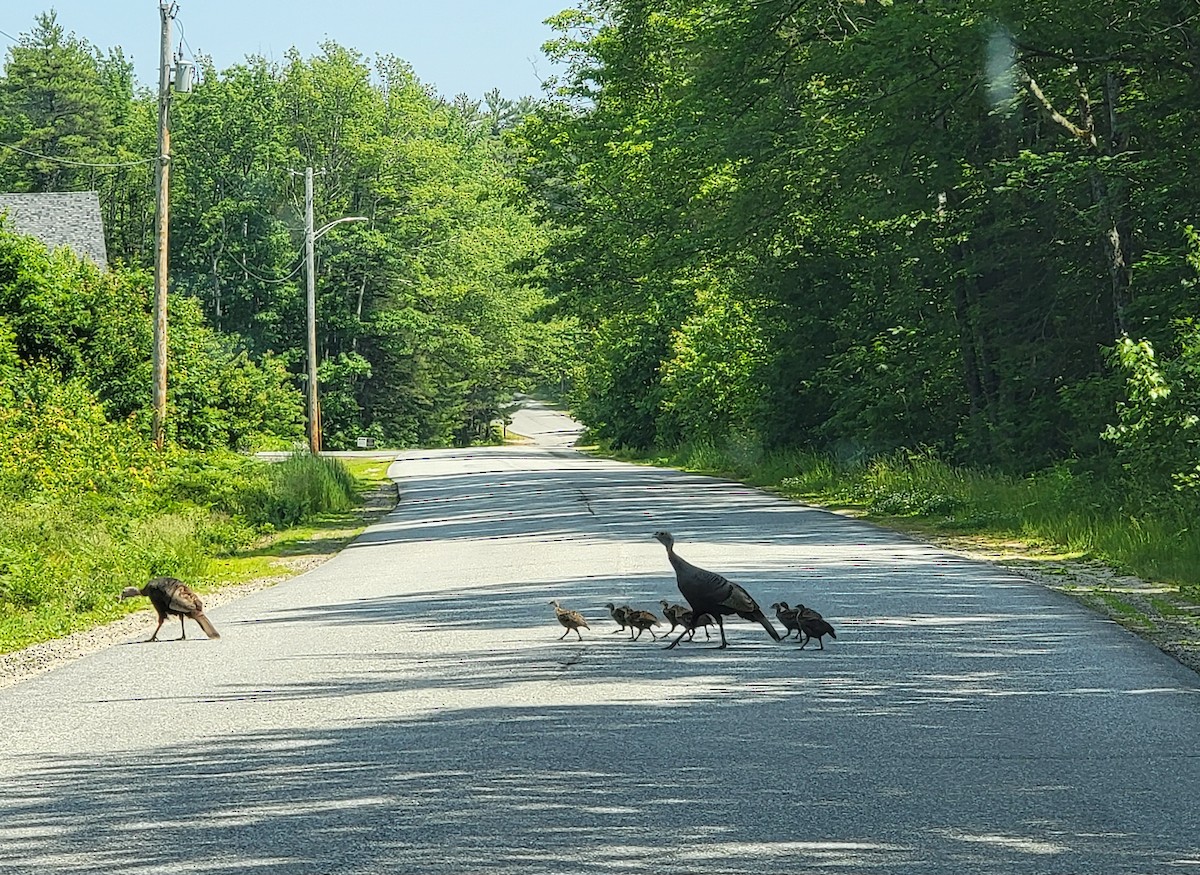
[[925, 531, 1200, 676]]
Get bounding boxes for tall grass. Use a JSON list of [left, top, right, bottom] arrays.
[[256, 452, 359, 527], [634, 438, 1200, 590], [0, 451, 366, 653]]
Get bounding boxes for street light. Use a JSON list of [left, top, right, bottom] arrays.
[[303, 165, 367, 453]]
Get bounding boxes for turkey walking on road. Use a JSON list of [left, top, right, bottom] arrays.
[[653, 531, 781, 649], [659, 600, 690, 636], [120, 577, 220, 642], [626, 609, 660, 640], [679, 608, 713, 641], [604, 602, 633, 635], [550, 600, 590, 641], [771, 602, 802, 639], [798, 614, 837, 650]]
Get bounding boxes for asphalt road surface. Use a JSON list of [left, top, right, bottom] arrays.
[[1, 399, 1198, 874]]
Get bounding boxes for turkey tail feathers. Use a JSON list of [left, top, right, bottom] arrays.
[[195, 612, 220, 640], [745, 610, 782, 642]]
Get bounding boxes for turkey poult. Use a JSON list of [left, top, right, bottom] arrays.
[[678, 607, 713, 641], [604, 602, 633, 635], [550, 600, 590, 640], [626, 608, 660, 640], [653, 531, 782, 649], [120, 576, 220, 642], [771, 602, 802, 639], [659, 600, 689, 636], [798, 614, 837, 650]]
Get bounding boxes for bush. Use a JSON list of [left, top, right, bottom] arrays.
[[238, 452, 359, 529]]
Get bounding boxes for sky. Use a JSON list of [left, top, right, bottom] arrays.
[[0, 1, 571, 100]]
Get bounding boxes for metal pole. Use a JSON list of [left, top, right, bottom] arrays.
[[305, 166, 321, 454], [151, 2, 173, 450]]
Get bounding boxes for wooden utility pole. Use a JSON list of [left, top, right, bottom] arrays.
[[296, 167, 365, 454], [151, 1, 176, 450], [304, 166, 321, 454]]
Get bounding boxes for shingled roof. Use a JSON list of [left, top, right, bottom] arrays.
[[0, 191, 109, 269]]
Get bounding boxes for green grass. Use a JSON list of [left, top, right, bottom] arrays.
[[600, 438, 1200, 593], [0, 453, 394, 654]]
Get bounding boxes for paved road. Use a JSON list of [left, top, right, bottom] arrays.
[[1, 399, 1198, 874]]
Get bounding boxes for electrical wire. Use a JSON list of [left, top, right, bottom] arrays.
[[222, 249, 307, 286], [0, 140, 156, 168]]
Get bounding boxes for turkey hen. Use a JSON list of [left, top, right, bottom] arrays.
[[653, 531, 781, 649], [120, 576, 219, 642]]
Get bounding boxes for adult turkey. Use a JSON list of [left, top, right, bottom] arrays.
[[120, 576, 220, 642], [652, 531, 781, 649]]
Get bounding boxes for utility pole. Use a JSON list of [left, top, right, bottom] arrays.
[[151, 2, 176, 450], [300, 167, 367, 455], [304, 166, 320, 454]]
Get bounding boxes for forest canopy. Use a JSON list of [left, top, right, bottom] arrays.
[[3, 3, 1200, 520], [515, 0, 1200, 513], [0, 11, 570, 454]]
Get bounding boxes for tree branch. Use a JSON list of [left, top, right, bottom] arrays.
[[1017, 70, 1097, 149]]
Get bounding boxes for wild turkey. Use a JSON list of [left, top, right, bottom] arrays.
[[678, 607, 713, 641], [626, 608, 660, 640], [653, 531, 781, 649], [120, 576, 220, 642], [550, 600, 589, 640], [771, 602, 802, 639], [798, 614, 837, 650], [604, 602, 632, 634], [659, 600, 690, 635]]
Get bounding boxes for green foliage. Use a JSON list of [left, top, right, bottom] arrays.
[[151, 449, 359, 532], [0, 448, 368, 652], [0, 365, 154, 502], [241, 452, 360, 529], [165, 295, 305, 451], [2, 18, 569, 451], [516, 0, 1200, 483], [0, 225, 304, 452], [0, 496, 212, 650], [1102, 325, 1200, 508]]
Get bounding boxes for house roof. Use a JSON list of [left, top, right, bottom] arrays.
[[0, 191, 109, 269]]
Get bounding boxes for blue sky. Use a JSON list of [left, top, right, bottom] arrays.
[[0, 1, 571, 100]]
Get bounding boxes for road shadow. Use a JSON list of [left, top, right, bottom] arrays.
[[4, 671, 1198, 874]]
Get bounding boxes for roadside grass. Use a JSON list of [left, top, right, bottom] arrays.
[[205, 457, 394, 586], [0, 454, 394, 654], [599, 438, 1200, 595]]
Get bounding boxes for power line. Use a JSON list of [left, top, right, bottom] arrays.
[[0, 27, 21, 43], [0, 141, 155, 168], [224, 249, 307, 285]]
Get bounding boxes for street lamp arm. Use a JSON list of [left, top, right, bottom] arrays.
[[313, 216, 368, 240]]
